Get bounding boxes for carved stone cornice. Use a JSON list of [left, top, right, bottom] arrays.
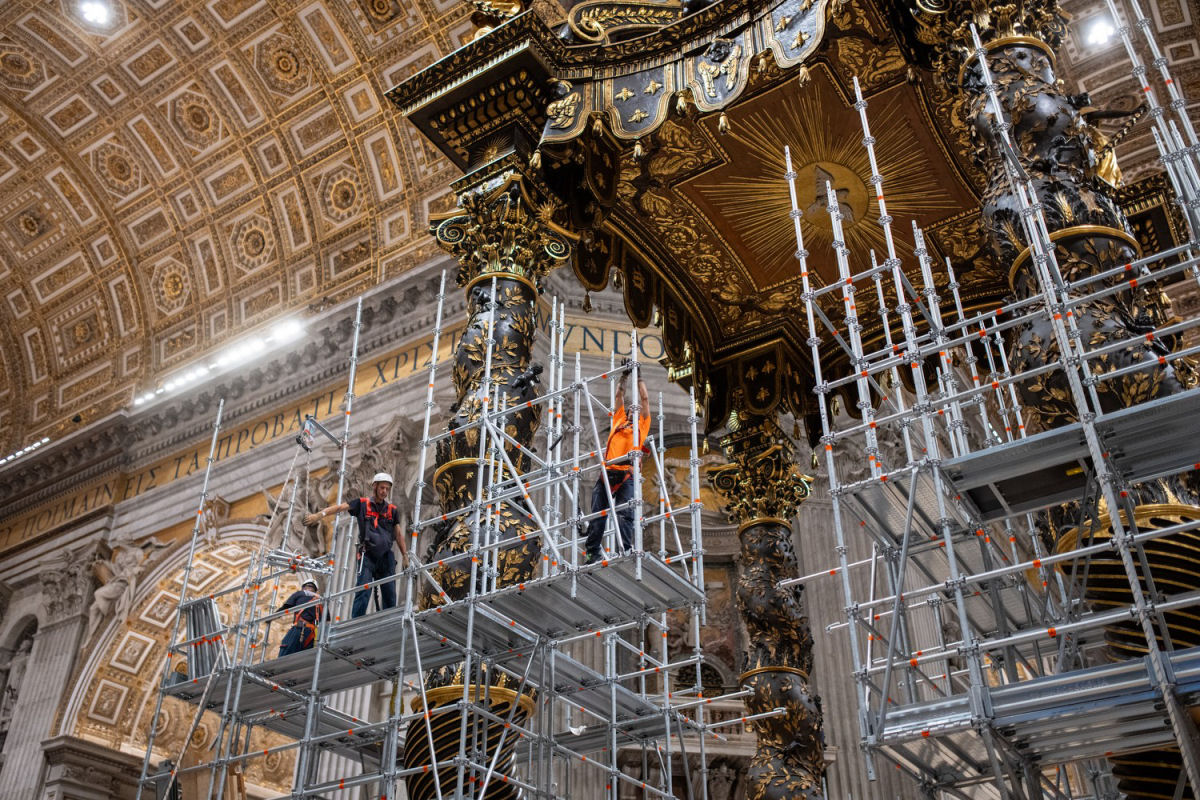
[[0, 272, 455, 519], [41, 735, 143, 800], [0, 422, 128, 511]]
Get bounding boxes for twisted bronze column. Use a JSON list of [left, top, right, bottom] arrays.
[[403, 173, 572, 800], [710, 407, 823, 800], [910, 2, 1200, 794]]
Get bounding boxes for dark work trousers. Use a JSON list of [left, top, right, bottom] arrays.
[[351, 550, 396, 618], [278, 621, 316, 657], [584, 469, 635, 560]]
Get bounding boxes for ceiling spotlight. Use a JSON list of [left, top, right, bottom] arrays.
[[40, 437, 49, 444], [164, 380, 177, 391], [1086, 17, 1115, 46], [79, 0, 111, 25], [134, 396, 145, 406]]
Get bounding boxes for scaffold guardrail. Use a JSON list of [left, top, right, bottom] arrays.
[[136, 278, 718, 800], [797, 4, 1200, 796]]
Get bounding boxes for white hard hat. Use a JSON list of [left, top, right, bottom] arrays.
[[372, 472, 394, 485]]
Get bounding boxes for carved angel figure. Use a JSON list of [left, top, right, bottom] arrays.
[[85, 545, 154, 642]]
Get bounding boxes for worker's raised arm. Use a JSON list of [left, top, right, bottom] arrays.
[[303, 502, 349, 527]]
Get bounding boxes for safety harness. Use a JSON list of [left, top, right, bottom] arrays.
[[356, 497, 398, 557], [361, 498, 397, 531], [290, 591, 323, 649]]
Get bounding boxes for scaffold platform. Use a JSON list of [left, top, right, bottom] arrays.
[[138, 287, 717, 800], [165, 552, 702, 727], [790, 14, 1200, 793], [941, 389, 1200, 523], [883, 646, 1200, 779]]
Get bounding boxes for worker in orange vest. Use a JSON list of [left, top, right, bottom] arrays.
[[584, 373, 650, 564]]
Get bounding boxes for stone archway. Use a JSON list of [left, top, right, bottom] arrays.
[[58, 524, 303, 797]]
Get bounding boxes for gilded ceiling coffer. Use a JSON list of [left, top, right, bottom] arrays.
[[710, 407, 823, 800], [905, 1, 1200, 795]]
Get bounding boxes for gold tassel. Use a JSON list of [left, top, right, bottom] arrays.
[[633, 140, 644, 160], [676, 94, 688, 116], [718, 112, 729, 135], [529, 149, 542, 169], [811, 450, 819, 470], [582, 291, 592, 313], [592, 117, 603, 136]]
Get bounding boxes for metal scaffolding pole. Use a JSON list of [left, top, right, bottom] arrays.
[[138, 289, 713, 800]]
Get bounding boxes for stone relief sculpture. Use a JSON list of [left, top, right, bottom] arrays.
[[85, 541, 165, 642], [258, 475, 327, 557], [708, 762, 738, 800], [0, 634, 32, 723]]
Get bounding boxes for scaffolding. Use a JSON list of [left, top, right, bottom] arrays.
[[135, 280, 717, 799], [796, 8, 1200, 798]]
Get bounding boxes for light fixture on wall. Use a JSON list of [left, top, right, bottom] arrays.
[[132, 318, 307, 408]]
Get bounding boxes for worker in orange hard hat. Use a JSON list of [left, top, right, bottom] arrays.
[[305, 473, 407, 618]]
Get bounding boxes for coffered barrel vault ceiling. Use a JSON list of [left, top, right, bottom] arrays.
[[0, 0, 475, 454], [0, 0, 1196, 456]]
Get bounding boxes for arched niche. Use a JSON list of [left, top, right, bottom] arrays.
[[57, 522, 305, 795]]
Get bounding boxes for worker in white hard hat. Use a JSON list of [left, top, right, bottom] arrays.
[[305, 472, 407, 618]]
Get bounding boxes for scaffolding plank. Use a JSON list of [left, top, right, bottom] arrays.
[[880, 645, 1200, 768], [165, 554, 696, 723], [940, 389, 1200, 522], [163, 671, 384, 766]]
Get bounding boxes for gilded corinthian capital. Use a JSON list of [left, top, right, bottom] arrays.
[[432, 173, 575, 289], [709, 410, 813, 525]]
